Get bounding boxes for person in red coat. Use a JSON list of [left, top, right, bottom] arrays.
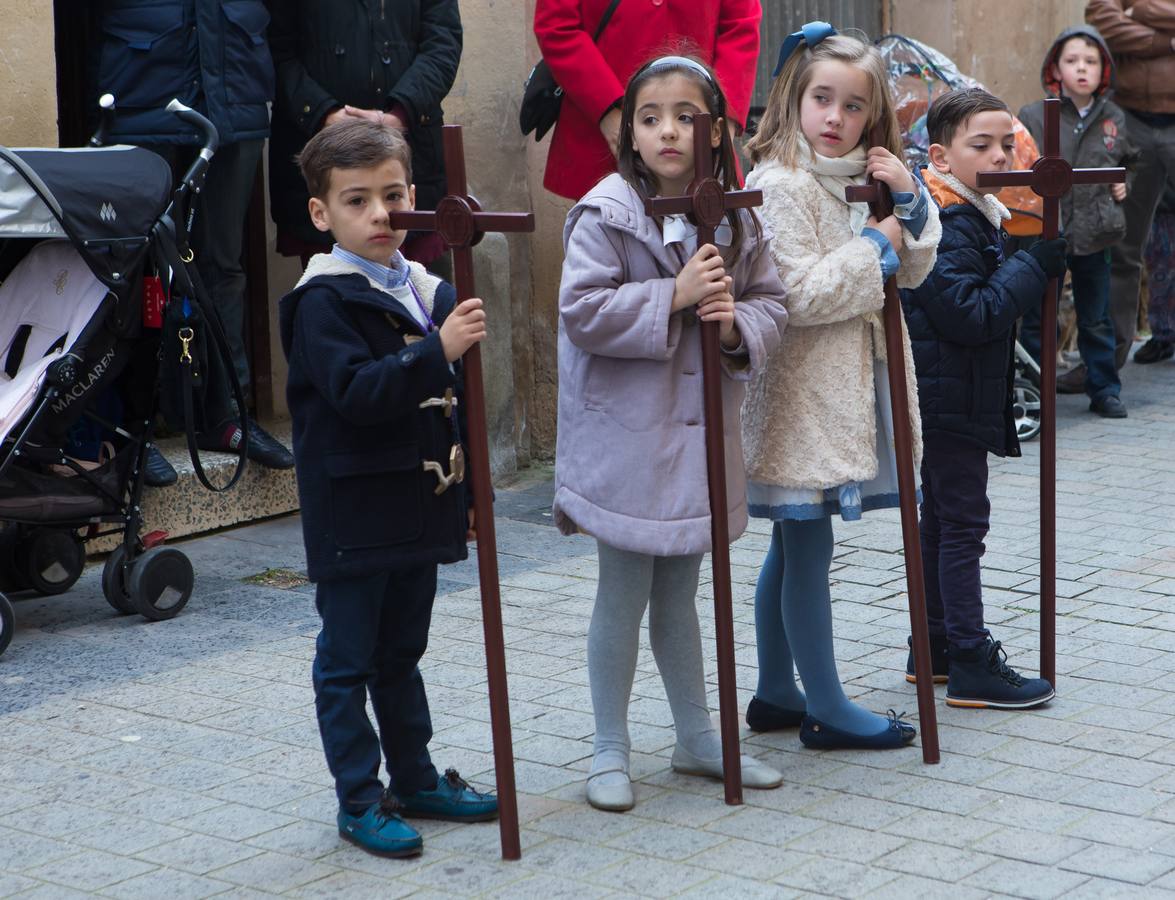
[[534, 0, 762, 200]]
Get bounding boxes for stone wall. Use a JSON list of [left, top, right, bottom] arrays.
[[0, 2, 57, 147]]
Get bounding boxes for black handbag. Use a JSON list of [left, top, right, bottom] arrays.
[[520, 0, 622, 141]]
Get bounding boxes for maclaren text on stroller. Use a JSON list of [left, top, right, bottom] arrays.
[[0, 97, 248, 657]]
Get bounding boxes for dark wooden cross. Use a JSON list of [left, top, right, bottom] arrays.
[[844, 126, 940, 765], [389, 124, 533, 861], [643, 112, 763, 806], [976, 97, 1125, 688]]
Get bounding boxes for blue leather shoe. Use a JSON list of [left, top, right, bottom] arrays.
[[337, 796, 423, 858], [745, 696, 806, 732], [397, 768, 499, 822], [799, 710, 916, 750]]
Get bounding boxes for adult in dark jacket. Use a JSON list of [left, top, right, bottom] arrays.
[[268, 0, 462, 266], [898, 88, 1062, 711], [94, 0, 293, 472], [1018, 25, 1133, 415]]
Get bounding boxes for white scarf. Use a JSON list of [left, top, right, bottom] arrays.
[[924, 166, 1011, 231], [797, 137, 870, 235]]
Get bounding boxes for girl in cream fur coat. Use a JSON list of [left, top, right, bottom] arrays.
[[740, 25, 941, 749]]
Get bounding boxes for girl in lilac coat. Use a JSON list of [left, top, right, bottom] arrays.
[[553, 56, 789, 811]]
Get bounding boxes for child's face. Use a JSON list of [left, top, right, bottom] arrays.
[[631, 73, 722, 196], [1052, 37, 1102, 104], [799, 60, 872, 158], [307, 158, 416, 265], [929, 110, 1016, 195]]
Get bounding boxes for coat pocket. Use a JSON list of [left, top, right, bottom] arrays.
[[325, 444, 423, 549], [98, 6, 190, 110], [219, 0, 274, 105]]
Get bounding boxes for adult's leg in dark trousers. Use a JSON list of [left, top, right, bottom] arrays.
[[370, 565, 440, 797], [1069, 251, 1120, 399], [922, 434, 990, 648], [1109, 113, 1175, 368], [189, 138, 264, 396], [313, 573, 392, 813], [919, 454, 946, 638]]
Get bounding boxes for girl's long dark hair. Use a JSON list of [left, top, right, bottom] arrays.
[[616, 54, 757, 258]]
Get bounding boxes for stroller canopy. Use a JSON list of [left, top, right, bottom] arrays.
[[0, 146, 172, 289]]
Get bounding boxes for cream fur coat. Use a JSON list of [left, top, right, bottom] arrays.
[[741, 159, 941, 489]]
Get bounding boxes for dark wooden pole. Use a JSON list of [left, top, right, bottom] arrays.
[[976, 97, 1124, 688], [390, 125, 534, 860], [844, 125, 939, 765], [644, 113, 764, 805]]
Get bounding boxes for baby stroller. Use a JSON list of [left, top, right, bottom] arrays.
[[0, 97, 247, 658], [877, 33, 1044, 443]]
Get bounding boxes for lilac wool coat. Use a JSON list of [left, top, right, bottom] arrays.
[[553, 173, 789, 557]]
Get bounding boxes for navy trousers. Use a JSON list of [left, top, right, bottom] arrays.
[[313, 566, 439, 813], [919, 433, 991, 649], [1021, 250, 1121, 401]]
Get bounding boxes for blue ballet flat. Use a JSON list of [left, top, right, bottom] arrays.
[[746, 695, 806, 732], [799, 709, 916, 750]]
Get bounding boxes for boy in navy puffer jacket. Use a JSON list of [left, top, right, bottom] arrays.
[[900, 89, 1063, 711]]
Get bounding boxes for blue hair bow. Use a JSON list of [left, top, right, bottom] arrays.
[[773, 21, 838, 77]]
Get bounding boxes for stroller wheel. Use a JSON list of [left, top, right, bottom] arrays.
[[0, 526, 29, 593], [101, 546, 135, 615], [0, 591, 12, 657], [1013, 377, 1042, 442], [128, 547, 193, 621], [19, 529, 85, 596]]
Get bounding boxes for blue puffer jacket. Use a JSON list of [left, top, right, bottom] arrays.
[[900, 176, 1048, 457], [95, 0, 273, 145]]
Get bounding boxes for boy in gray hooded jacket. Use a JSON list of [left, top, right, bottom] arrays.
[[1019, 25, 1135, 418]]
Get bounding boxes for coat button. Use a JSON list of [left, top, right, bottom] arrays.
[[303, 104, 311, 113]]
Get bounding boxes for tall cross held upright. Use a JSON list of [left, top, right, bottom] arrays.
[[643, 112, 763, 806], [389, 124, 534, 860], [976, 97, 1125, 688], [844, 125, 940, 765]]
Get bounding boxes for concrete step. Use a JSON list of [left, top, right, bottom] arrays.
[[86, 419, 299, 555]]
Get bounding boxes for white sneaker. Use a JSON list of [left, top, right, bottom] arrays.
[[670, 743, 783, 789], [585, 767, 634, 811]]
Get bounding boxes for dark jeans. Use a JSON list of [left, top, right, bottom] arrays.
[[313, 566, 439, 813], [920, 432, 990, 649], [1021, 251, 1121, 400]]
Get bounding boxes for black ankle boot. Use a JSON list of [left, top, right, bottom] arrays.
[[905, 633, 949, 684], [946, 637, 1054, 710]]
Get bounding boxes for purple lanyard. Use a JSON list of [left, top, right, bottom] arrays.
[[403, 277, 435, 332]]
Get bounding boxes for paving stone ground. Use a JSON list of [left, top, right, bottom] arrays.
[[7, 354, 1175, 898]]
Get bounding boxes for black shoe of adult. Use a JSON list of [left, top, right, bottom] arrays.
[[143, 445, 178, 487], [1134, 338, 1174, 364], [197, 419, 295, 469], [1055, 364, 1086, 394], [1090, 395, 1128, 419], [799, 710, 916, 750], [905, 633, 949, 684], [945, 637, 1054, 710], [745, 696, 806, 732]]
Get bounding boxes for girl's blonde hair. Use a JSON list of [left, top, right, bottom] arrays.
[[745, 31, 902, 167]]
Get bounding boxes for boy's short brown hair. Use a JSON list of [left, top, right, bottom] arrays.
[[296, 119, 413, 199], [927, 88, 1011, 148]]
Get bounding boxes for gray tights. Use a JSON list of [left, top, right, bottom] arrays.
[[588, 541, 722, 781]]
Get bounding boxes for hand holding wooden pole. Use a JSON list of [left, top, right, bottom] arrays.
[[976, 97, 1125, 688], [844, 127, 939, 765], [643, 113, 762, 805], [389, 125, 533, 860]]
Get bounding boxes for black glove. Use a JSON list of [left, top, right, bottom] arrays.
[[1027, 237, 1068, 279]]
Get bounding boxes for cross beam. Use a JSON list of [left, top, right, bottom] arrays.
[[389, 125, 533, 860], [643, 113, 762, 805], [976, 97, 1125, 688], [844, 130, 940, 766]]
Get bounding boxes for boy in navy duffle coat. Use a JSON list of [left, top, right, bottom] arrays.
[[278, 118, 497, 859]]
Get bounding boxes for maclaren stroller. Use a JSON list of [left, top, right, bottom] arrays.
[[0, 98, 247, 658]]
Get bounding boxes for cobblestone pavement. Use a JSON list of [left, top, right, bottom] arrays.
[[8, 358, 1175, 898]]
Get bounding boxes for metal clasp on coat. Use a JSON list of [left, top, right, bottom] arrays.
[[418, 387, 457, 417], [422, 443, 465, 495]]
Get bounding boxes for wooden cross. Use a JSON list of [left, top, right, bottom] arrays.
[[844, 126, 940, 765], [976, 97, 1125, 688], [389, 124, 533, 861], [643, 112, 763, 806]]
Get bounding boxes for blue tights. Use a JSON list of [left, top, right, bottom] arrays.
[[754, 516, 891, 737]]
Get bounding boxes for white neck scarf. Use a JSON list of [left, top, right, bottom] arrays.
[[925, 166, 1011, 231], [661, 214, 733, 252], [797, 137, 870, 235]]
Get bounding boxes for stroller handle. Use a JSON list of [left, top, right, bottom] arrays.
[[166, 99, 220, 160]]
